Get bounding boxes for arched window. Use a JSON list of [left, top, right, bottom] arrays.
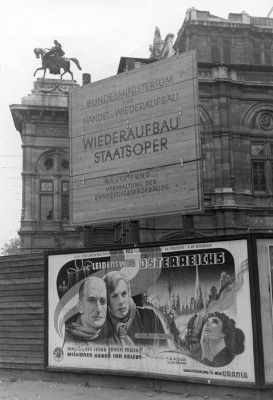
[[244, 105, 273, 194], [37, 151, 69, 223]]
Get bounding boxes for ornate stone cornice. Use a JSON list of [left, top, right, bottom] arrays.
[[10, 105, 68, 134]]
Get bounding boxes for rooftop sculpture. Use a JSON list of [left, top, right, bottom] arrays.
[[149, 27, 175, 60], [34, 40, 82, 80]]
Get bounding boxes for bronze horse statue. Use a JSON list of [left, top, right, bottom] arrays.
[[34, 48, 82, 80]]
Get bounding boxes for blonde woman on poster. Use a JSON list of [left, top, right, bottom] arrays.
[[103, 271, 170, 348]]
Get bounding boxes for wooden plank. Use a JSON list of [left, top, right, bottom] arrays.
[[0, 349, 43, 356], [0, 331, 44, 339], [0, 277, 43, 285], [0, 338, 44, 345], [72, 123, 198, 177], [0, 318, 44, 326], [0, 283, 44, 291], [0, 324, 44, 331], [0, 302, 43, 309], [0, 259, 44, 269], [72, 161, 201, 224], [0, 289, 43, 297], [0, 326, 44, 332], [0, 265, 44, 273], [0, 362, 43, 369], [0, 254, 43, 263], [0, 308, 43, 315], [0, 257, 44, 264], [71, 54, 197, 128], [0, 314, 44, 321], [0, 344, 43, 351], [0, 295, 44, 303], [0, 271, 44, 279], [0, 356, 44, 364]]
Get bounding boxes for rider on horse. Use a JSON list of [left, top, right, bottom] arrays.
[[45, 40, 65, 74], [34, 41, 82, 80], [46, 40, 65, 58]]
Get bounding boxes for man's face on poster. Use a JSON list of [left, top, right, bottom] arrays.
[[78, 278, 107, 331]]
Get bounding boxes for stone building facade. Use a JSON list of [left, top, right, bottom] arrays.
[[119, 10, 273, 243], [10, 79, 80, 253], [170, 9, 273, 239], [10, 9, 273, 252], [10, 79, 115, 253]]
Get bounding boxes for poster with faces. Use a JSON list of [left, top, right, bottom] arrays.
[[47, 239, 255, 383]]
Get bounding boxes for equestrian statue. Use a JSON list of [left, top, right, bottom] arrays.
[[34, 40, 82, 80]]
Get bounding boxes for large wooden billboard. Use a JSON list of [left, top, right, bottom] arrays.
[[69, 51, 202, 225]]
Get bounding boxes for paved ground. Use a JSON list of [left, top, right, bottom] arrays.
[[0, 373, 273, 400], [0, 378, 218, 400]]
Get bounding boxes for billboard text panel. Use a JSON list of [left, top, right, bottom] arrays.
[[70, 51, 202, 224]]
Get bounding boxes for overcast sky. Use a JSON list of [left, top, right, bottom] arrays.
[[0, 0, 272, 250]]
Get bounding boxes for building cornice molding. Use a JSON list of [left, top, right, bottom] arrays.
[[10, 105, 68, 134]]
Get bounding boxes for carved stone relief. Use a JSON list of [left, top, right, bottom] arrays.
[[237, 72, 273, 82], [199, 69, 212, 79], [32, 79, 79, 94], [257, 112, 273, 131], [35, 123, 68, 137]]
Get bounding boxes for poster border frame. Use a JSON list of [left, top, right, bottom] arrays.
[[44, 233, 260, 388], [250, 232, 273, 388]]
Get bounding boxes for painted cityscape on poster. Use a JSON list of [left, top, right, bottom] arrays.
[[47, 239, 255, 382]]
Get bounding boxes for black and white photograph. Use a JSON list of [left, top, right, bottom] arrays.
[[1, 1, 273, 398]]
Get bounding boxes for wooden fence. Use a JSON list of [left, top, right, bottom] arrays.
[[0, 253, 45, 370], [0, 250, 267, 399]]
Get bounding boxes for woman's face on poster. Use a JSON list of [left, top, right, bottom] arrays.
[[202, 316, 224, 342], [109, 279, 130, 319]]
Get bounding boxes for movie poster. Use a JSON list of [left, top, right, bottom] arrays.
[[258, 239, 273, 383], [268, 246, 273, 326], [47, 239, 255, 383]]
